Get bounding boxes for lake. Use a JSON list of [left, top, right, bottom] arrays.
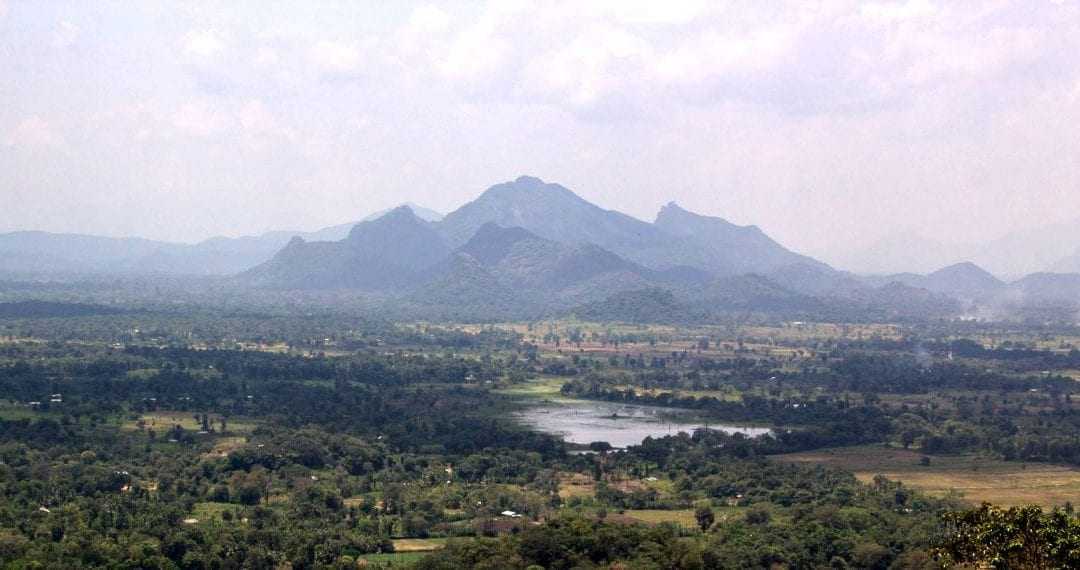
[[515, 399, 771, 449]]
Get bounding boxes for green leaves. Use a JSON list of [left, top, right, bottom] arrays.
[[937, 503, 1080, 569]]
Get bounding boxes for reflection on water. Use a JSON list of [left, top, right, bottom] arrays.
[[515, 399, 770, 449]]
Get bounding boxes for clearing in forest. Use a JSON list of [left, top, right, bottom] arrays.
[[776, 445, 1080, 507]]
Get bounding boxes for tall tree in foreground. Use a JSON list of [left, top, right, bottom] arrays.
[[936, 503, 1080, 569]]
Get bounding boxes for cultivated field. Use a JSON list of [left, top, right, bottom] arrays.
[[776, 445, 1080, 507]]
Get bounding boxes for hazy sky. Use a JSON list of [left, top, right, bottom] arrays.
[[3, 0, 1079, 265]]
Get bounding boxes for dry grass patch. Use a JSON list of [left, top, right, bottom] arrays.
[[204, 436, 247, 458], [776, 445, 1080, 508], [123, 411, 257, 434], [622, 509, 697, 527], [558, 473, 596, 499], [391, 538, 447, 552]]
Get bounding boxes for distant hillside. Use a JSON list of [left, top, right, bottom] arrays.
[[833, 282, 962, 321], [241, 207, 450, 290], [407, 223, 670, 312], [654, 203, 829, 276], [1005, 273, 1080, 307], [922, 262, 1005, 298], [0, 300, 121, 318], [696, 274, 827, 314], [570, 288, 699, 324], [404, 253, 536, 321], [867, 262, 1005, 300], [456, 223, 647, 292]]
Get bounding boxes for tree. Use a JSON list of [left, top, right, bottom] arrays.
[[694, 506, 715, 532], [936, 503, 1080, 569]]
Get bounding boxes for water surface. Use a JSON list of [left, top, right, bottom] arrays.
[[515, 399, 770, 449]]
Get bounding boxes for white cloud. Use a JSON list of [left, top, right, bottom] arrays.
[[409, 4, 451, 33], [523, 24, 653, 106], [309, 40, 366, 74], [861, 0, 937, 24], [253, 45, 279, 67], [655, 23, 799, 83], [183, 29, 226, 57], [4, 116, 64, 149], [606, 0, 706, 25], [52, 20, 80, 49], [238, 99, 276, 134], [172, 101, 230, 137]]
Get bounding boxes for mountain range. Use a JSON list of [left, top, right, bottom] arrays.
[[238, 176, 1075, 321], [2, 176, 1077, 322]]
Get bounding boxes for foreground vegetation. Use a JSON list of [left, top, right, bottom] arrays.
[[0, 310, 1078, 567]]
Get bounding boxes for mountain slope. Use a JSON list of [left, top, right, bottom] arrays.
[[413, 223, 663, 309], [437, 176, 667, 255], [405, 253, 533, 320], [1005, 273, 1080, 307], [241, 207, 450, 290], [436, 176, 836, 279], [922, 262, 1005, 298], [654, 202, 830, 276], [457, 223, 646, 292]]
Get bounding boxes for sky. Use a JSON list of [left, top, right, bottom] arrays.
[[2, 0, 1079, 268]]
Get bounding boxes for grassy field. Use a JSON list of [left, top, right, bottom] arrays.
[[0, 401, 52, 420], [122, 411, 258, 433], [390, 538, 447, 552], [776, 445, 1080, 507], [495, 376, 567, 399], [622, 509, 698, 527], [190, 502, 237, 523], [356, 552, 428, 564], [204, 436, 247, 458]]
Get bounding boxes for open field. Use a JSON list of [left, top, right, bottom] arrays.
[[391, 538, 447, 552], [122, 411, 258, 433], [621, 506, 745, 528], [623, 509, 697, 527], [356, 552, 427, 564], [558, 473, 677, 501], [0, 401, 54, 420], [190, 502, 237, 523], [776, 445, 1080, 507], [495, 375, 567, 399], [204, 436, 248, 458]]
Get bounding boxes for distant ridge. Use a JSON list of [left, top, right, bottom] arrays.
[[0, 203, 443, 277]]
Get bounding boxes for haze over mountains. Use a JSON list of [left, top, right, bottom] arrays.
[[1, 176, 1078, 322], [835, 217, 1080, 279]]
